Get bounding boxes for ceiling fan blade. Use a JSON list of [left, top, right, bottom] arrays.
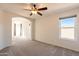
[[38, 7, 47, 11], [37, 12, 42, 16], [30, 13, 32, 16], [24, 9, 31, 11]]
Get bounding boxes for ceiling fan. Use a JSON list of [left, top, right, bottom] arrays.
[[24, 4, 47, 16]]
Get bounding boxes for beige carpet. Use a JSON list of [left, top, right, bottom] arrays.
[[0, 40, 79, 56]]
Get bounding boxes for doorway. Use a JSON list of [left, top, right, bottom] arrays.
[[12, 17, 32, 42]]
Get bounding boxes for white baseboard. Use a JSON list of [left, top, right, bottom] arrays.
[[0, 44, 11, 51]]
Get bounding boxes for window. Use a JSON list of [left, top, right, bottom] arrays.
[[14, 24, 16, 36], [59, 15, 76, 40], [14, 23, 23, 37], [20, 24, 22, 36]]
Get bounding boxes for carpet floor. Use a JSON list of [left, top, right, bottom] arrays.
[[0, 40, 79, 56]]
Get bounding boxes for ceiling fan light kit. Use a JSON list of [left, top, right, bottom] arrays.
[[31, 11, 37, 14]]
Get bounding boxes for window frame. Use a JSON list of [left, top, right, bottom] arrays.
[[59, 15, 77, 40]]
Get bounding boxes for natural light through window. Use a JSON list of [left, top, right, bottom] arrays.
[[60, 16, 76, 40]]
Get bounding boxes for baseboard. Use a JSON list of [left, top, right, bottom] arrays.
[[33, 40, 54, 46], [33, 40, 79, 52], [0, 44, 11, 51]]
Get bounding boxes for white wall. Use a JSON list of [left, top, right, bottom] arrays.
[[35, 8, 79, 52], [0, 11, 12, 49], [0, 11, 35, 50]]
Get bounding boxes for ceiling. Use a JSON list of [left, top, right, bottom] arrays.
[[0, 3, 79, 19]]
